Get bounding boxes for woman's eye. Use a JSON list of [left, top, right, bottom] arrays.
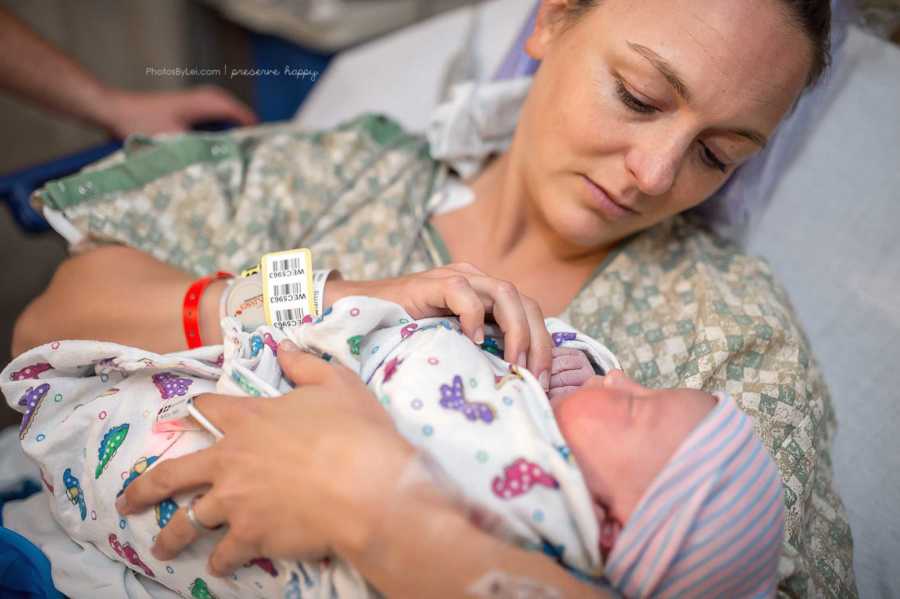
[[699, 142, 727, 173], [614, 79, 658, 115]]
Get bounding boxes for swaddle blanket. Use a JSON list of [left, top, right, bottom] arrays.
[[2, 298, 617, 598]]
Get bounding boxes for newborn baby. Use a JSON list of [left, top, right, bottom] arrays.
[[3, 297, 784, 599]]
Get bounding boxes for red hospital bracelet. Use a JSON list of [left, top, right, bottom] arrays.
[[183, 271, 233, 349]]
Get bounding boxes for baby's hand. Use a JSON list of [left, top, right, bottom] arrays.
[[549, 347, 595, 400]]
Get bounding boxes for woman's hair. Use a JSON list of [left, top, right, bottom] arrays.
[[563, 0, 832, 86]]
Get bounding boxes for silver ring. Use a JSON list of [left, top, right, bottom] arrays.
[[185, 495, 218, 533]]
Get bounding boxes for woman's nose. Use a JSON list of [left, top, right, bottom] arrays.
[[624, 136, 687, 197]]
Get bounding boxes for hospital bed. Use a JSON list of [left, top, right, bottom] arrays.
[[2, 1, 899, 597]]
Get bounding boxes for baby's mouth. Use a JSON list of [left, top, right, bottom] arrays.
[[592, 495, 623, 561]]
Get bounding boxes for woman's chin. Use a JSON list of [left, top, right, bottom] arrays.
[[548, 208, 619, 251]]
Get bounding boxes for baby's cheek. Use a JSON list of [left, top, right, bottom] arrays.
[[553, 392, 597, 435]]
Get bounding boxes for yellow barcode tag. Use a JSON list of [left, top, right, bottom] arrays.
[[260, 248, 316, 328]]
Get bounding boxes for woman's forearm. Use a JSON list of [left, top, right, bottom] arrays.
[[340, 473, 612, 599], [11, 246, 225, 356]]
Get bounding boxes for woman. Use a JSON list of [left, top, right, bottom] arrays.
[[12, 0, 854, 596]]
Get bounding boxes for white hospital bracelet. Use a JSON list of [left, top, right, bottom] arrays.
[[313, 269, 342, 316], [219, 268, 339, 330], [218, 276, 238, 322]]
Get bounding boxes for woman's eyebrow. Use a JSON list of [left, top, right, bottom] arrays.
[[627, 42, 691, 102], [627, 41, 769, 148]]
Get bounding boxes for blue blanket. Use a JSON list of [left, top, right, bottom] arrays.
[[0, 479, 63, 598]]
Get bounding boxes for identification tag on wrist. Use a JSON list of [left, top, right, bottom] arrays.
[[153, 395, 203, 433], [259, 248, 316, 329], [223, 274, 266, 331]]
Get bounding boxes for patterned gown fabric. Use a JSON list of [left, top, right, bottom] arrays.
[[31, 114, 857, 598]]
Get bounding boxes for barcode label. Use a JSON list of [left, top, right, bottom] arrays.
[[272, 282, 306, 299], [272, 257, 305, 273], [275, 308, 302, 322], [260, 248, 315, 328]]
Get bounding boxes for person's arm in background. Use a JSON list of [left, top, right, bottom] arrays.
[[0, 7, 256, 137]]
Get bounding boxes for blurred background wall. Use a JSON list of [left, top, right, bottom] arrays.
[[0, 0, 257, 427]]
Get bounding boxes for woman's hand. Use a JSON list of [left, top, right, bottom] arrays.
[[327, 263, 554, 388], [117, 342, 414, 575]]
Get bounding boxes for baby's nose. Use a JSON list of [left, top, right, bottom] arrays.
[[582, 375, 605, 389], [602, 370, 644, 391]]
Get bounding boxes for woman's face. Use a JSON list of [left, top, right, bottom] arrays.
[[517, 0, 813, 249]]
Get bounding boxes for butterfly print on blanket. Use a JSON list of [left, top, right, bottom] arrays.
[[10, 362, 52, 381], [439, 375, 495, 424], [492, 458, 559, 499], [17, 383, 50, 439], [152, 372, 193, 400], [552, 331, 577, 347], [109, 533, 154, 577]]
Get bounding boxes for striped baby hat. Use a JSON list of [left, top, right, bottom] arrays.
[[605, 392, 785, 598]]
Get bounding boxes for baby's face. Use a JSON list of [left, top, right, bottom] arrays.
[[551, 370, 716, 528]]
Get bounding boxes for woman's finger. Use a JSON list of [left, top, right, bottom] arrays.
[[521, 297, 553, 389], [445, 262, 485, 276], [469, 277, 529, 368], [208, 531, 259, 577], [426, 276, 486, 343], [277, 341, 337, 386], [118, 450, 216, 515], [189, 393, 248, 435], [152, 494, 226, 561]]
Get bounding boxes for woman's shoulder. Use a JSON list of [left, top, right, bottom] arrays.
[[569, 214, 818, 394], [635, 215, 797, 319], [639, 214, 779, 286], [319, 112, 423, 147], [38, 111, 434, 210], [33, 112, 442, 277]]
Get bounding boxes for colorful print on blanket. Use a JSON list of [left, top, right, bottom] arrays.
[[0, 341, 287, 599]]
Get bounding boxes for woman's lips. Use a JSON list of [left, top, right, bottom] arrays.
[[582, 175, 638, 220]]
